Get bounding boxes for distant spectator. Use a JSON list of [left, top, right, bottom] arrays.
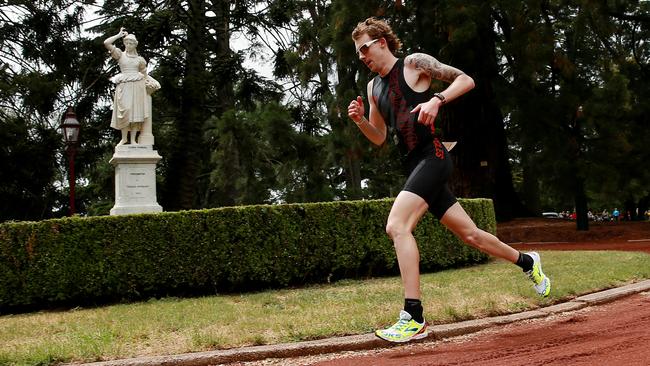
[[613, 208, 620, 222]]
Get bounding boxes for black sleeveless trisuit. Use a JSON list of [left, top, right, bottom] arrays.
[[371, 58, 457, 219]]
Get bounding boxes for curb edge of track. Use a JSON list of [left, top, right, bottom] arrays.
[[73, 279, 650, 366]]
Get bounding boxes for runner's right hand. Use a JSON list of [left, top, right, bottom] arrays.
[[348, 96, 365, 124]]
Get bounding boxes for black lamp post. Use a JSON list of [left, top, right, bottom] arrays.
[[61, 107, 80, 216]]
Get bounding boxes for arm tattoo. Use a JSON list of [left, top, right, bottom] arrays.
[[405, 53, 464, 83]]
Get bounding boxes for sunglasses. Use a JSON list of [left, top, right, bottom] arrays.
[[356, 39, 379, 55]]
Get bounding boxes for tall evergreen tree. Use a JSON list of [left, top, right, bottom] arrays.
[[0, 1, 108, 221], [493, 0, 649, 228], [387, 1, 527, 219], [91, 0, 287, 209], [2, 0, 649, 222]]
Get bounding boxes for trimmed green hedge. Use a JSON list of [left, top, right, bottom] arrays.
[[0, 198, 494, 313]]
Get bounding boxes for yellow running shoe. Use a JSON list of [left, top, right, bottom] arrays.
[[526, 252, 551, 297], [375, 310, 428, 343]]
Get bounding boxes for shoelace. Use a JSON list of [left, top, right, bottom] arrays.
[[389, 318, 410, 332], [526, 268, 543, 285]]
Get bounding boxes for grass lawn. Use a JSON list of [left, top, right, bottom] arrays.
[[1, 251, 649, 365]]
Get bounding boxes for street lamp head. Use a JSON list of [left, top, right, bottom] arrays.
[[61, 107, 80, 145]]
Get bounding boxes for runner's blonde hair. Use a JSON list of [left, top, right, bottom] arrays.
[[352, 17, 402, 54]]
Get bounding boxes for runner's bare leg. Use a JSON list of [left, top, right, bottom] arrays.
[[386, 191, 430, 299], [441, 202, 519, 262]]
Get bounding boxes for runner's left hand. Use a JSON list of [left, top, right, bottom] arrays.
[[410, 99, 440, 126]]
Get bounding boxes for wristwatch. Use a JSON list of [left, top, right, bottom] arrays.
[[433, 93, 446, 104]]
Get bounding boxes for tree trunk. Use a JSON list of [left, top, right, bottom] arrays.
[[163, 0, 208, 210], [306, 1, 362, 200], [212, 0, 235, 115], [336, 65, 363, 200], [637, 195, 649, 221], [436, 12, 526, 220], [624, 198, 635, 222], [521, 159, 541, 215], [574, 176, 589, 231]]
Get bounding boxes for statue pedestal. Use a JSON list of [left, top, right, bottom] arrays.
[[109, 145, 163, 215]]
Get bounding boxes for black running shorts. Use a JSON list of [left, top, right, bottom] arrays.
[[402, 140, 457, 219]]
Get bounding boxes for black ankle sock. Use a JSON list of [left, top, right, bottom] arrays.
[[404, 298, 424, 323], [516, 252, 534, 272]]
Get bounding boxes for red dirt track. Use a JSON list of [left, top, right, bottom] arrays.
[[511, 240, 650, 253], [504, 218, 650, 255], [311, 293, 650, 366], [286, 220, 650, 366], [496, 218, 650, 245]]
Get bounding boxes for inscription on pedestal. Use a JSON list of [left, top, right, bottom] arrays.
[[110, 146, 163, 215], [124, 168, 151, 201]]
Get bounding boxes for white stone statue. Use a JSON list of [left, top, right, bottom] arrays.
[[104, 27, 160, 146]]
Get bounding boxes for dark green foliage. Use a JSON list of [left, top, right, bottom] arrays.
[[0, 116, 63, 221], [0, 2, 95, 221], [0, 198, 493, 313], [3, 0, 648, 227], [493, 0, 650, 221]]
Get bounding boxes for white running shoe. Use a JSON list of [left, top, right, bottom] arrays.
[[525, 252, 551, 297]]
